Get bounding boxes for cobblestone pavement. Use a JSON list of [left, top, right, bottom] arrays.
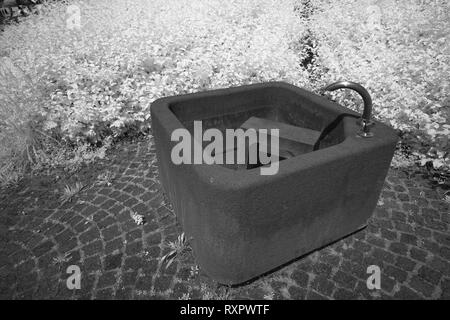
[[0, 137, 449, 300]]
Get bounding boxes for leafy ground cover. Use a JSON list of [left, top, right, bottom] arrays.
[[0, 0, 448, 189]]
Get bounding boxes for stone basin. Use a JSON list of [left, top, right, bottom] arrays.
[[151, 82, 398, 285]]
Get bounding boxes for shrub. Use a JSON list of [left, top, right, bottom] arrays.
[[1, 0, 308, 141], [302, 0, 449, 170], [0, 0, 308, 185], [0, 0, 448, 187]]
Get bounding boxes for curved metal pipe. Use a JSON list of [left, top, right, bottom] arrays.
[[321, 81, 375, 138]]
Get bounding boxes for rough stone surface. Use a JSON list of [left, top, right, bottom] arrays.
[[152, 83, 400, 285], [0, 137, 448, 299]]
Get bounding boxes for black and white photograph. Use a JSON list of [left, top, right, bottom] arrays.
[[0, 0, 448, 306]]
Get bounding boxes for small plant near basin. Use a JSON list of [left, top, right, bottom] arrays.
[[161, 232, 191, 269], [60, 182, 85, 203], [52, 252, 71, 268], [96, 170, 114, 186], [130, 211, 145, 225], [0, 165, 22, 188], [200, 283, 233, 300]]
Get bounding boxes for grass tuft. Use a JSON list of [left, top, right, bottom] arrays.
[[60, 182, 85, 203]]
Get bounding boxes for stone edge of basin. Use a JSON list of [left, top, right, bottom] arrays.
[[151, 81, 399, 285], [150, 81, 399, 190]]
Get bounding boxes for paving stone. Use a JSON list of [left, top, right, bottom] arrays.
[[395, 256, 417, 272], [354, 280, 381, 300], [16, 272, 38, 293], [132, 203, 149, 215], [145, 245, 160, 257], [420, 239, 441, 255], [381, 274, 396, 293], [397, 193, 410, 202], [120, 271, 138, 287], [409, 247, 428, 262], [101, 200, 116, 210], [400, 233, 418, 246], [438, 246, 450, 260], [92, 196, 108, 206], [389, 242, 408, 256], [96, 288, 115, 299], [123, 256, 144, 271], [172, 282, 190, 299], [291, 270, 309, 287], [123, 197, 139, 208], [16, 259, 35, 275], [97, 217, 117, 230], [311, 275, 335, 296], [104, 253, 123, 270], [333, 288, 360, 300], [1, 139, 447, 300], [340, 260, 367, 280], [366, 235, 387, 248], [374, 207, 390, 219], [83, 255, 102, 273], [429, 256, 450, 277], [440, 278, 450, 300], [403, 203, 420, 215], [380, 228, 397, 241], [392, 210, 407, 222], [109, 204, 124, 215], [394, 221, 415, 234], [82, 240, 103, 257], [288, 286, 307, 300], [59, 238, 78, 253], [418, 265, 442, 285], [393, 286, 422, 300], [141, 259, 159, 276], [79, 227, 101, 244], [97, 271, 117, 289], [115, 286, 133, 300], [153, 274, 172, 292], [105, 238, 124, 254], [311, 262, 333, 278], [306, 290, 328, 300], [384, 265, 408, 283], [125, 240, 143, 255], [433, 232, 450, 247], [135, 275, 153, 291], [342, 248, 364, 264], [319, 252, 342, 266], [73, 221, 92, 233], [415, 226, 432, 239], [101, 225, 121, 241], [372, 247, 395, 264], [352, 240, 372, 253], [93, 210, 109, 223], [126, 229, 143, 243], [32, 241, 54, 257], [34, 278, 59, 299], [68, 215, 84, 228], [77, 273, 96, 298], [146, 233, 162, 247], [97, 188, 113, 196], [333, 270, 358, 290], [409, 275, 435, 297]]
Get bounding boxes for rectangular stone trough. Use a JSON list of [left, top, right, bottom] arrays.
[[151, 82, 398, 285]]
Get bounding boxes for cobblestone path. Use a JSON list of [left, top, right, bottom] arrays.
[[0, 137, 449, 300]]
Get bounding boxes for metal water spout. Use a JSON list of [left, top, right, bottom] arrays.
[[322, 81, 375, 138]]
